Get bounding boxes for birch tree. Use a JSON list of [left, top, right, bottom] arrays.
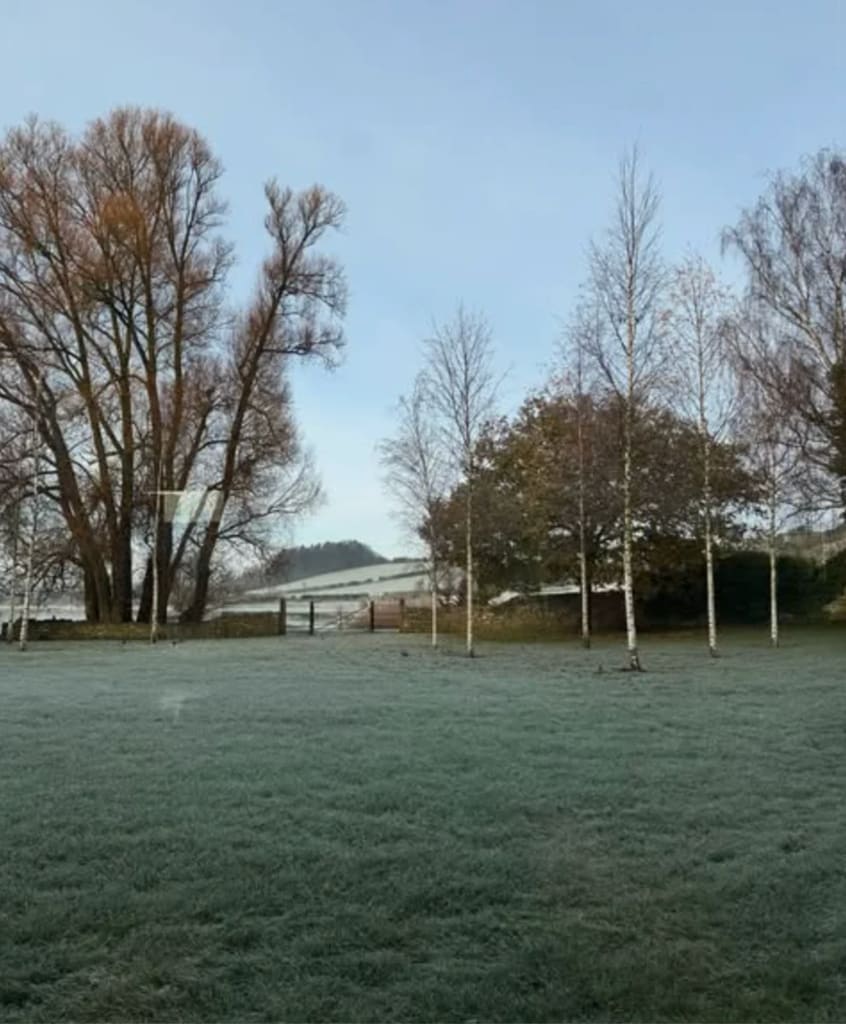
[[588, 148, 666, 671], [742, 390, 798, 647], [378, 376, 450, 646], [422, 307, 498, 658], [668, 255, 735, 656], [730, 302, 802, 647], [560, 303, 605, 648]]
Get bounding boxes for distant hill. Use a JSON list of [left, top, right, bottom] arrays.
[[263, 540, 389, 584]]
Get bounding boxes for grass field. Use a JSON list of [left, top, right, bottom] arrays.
[[1, 630, 844, 1022]]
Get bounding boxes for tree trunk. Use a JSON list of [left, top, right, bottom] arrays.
[[111, 521, 134, 623], [579, 545, 591, 649], [576, 390, 591, 649], [6, 497, 20, 643], [181, 521, 219, 623], [137, 558, 152, 624], [430, 549, 438, 648], [465, 485, 474, 657], [702, 435, 717, 657], [19, 437, 41, 652], [622, 401, 641, 671], [704, 505, 717, 656], [769, 475, 779, 648], [698, 329, 718, 658]]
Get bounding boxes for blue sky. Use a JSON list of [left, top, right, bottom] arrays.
[[2, 0, 843, 557]]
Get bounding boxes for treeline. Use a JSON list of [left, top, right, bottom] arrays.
[[381, 147, 846, 664], [642, 549, 846, 627], [232, 540, 388, 590]]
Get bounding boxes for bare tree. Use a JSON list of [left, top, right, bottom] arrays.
[[588, 148, 666, 671], [723, 149, 846, 514], [378, 376, 450, 646], [740, 383, 799, 648], [559, 303, 605, 648], [422, 307, 498, 657], [0, 109, 343, 625], [668, 254, 735, 656], [730, 300, 803, 647]]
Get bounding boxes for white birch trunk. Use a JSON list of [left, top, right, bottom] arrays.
[[579, 544, 591, 650], [430, 549, 438, 648], [576, 394, 591, 649], [704, 503, 717, 655], [623, 311, 640, 671], [696, 327, 719, 657], [150, 464, 163, 644], [769, 461, 779, 647], [622, 434, 639, 670], [150, 545, 160, 643], [466, 486, 474, 657]]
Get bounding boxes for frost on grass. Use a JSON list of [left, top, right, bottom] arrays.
[[0, 631, 844, 1023]]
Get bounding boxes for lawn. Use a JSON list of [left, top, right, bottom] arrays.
[[0, 630, 844, 1022]]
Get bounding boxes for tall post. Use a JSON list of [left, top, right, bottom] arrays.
[[399, 597, 406, 631], [278, 597, 287, 636], [150, 463, 163, 645], [369, 600, 376, 632], [769, 448, 779, 648], [466, 486, 474, 656], [19, 371, 44, 653], [309, 600, 315, 636]]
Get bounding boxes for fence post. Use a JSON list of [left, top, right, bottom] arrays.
[[369, 600, 375, 632], [399, 598, 406, 631], [278, 598, 287, 636], [309, 600, 315, 636]]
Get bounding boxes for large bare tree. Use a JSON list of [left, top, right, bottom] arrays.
[[588, 148, 666, 671], [422, 307, 498, 657], [378, 376, 450, 646], [0, 109, 343, 625]]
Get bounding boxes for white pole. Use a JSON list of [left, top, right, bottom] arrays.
[[19, 372, 43, 652], [150, 464, 163, 644], [430, 553, 438, 648]]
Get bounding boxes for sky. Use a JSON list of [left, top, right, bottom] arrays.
[[1, 0, 844, 557]]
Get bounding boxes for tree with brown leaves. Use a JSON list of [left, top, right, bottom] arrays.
[[0, 108, 343, 624]]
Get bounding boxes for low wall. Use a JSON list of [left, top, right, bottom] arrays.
[[1, 611, 281, 642], [401, 592, 626, 641]]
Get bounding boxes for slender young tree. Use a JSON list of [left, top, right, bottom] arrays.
[[746, 397, 797, 647], [588, 148, 666, 671], [422, 307, 498, 657], [560, 304, 603, 648], [378, 376, 450, 647], [669, 255, 735, 656], [731, 302, 801, 647]]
